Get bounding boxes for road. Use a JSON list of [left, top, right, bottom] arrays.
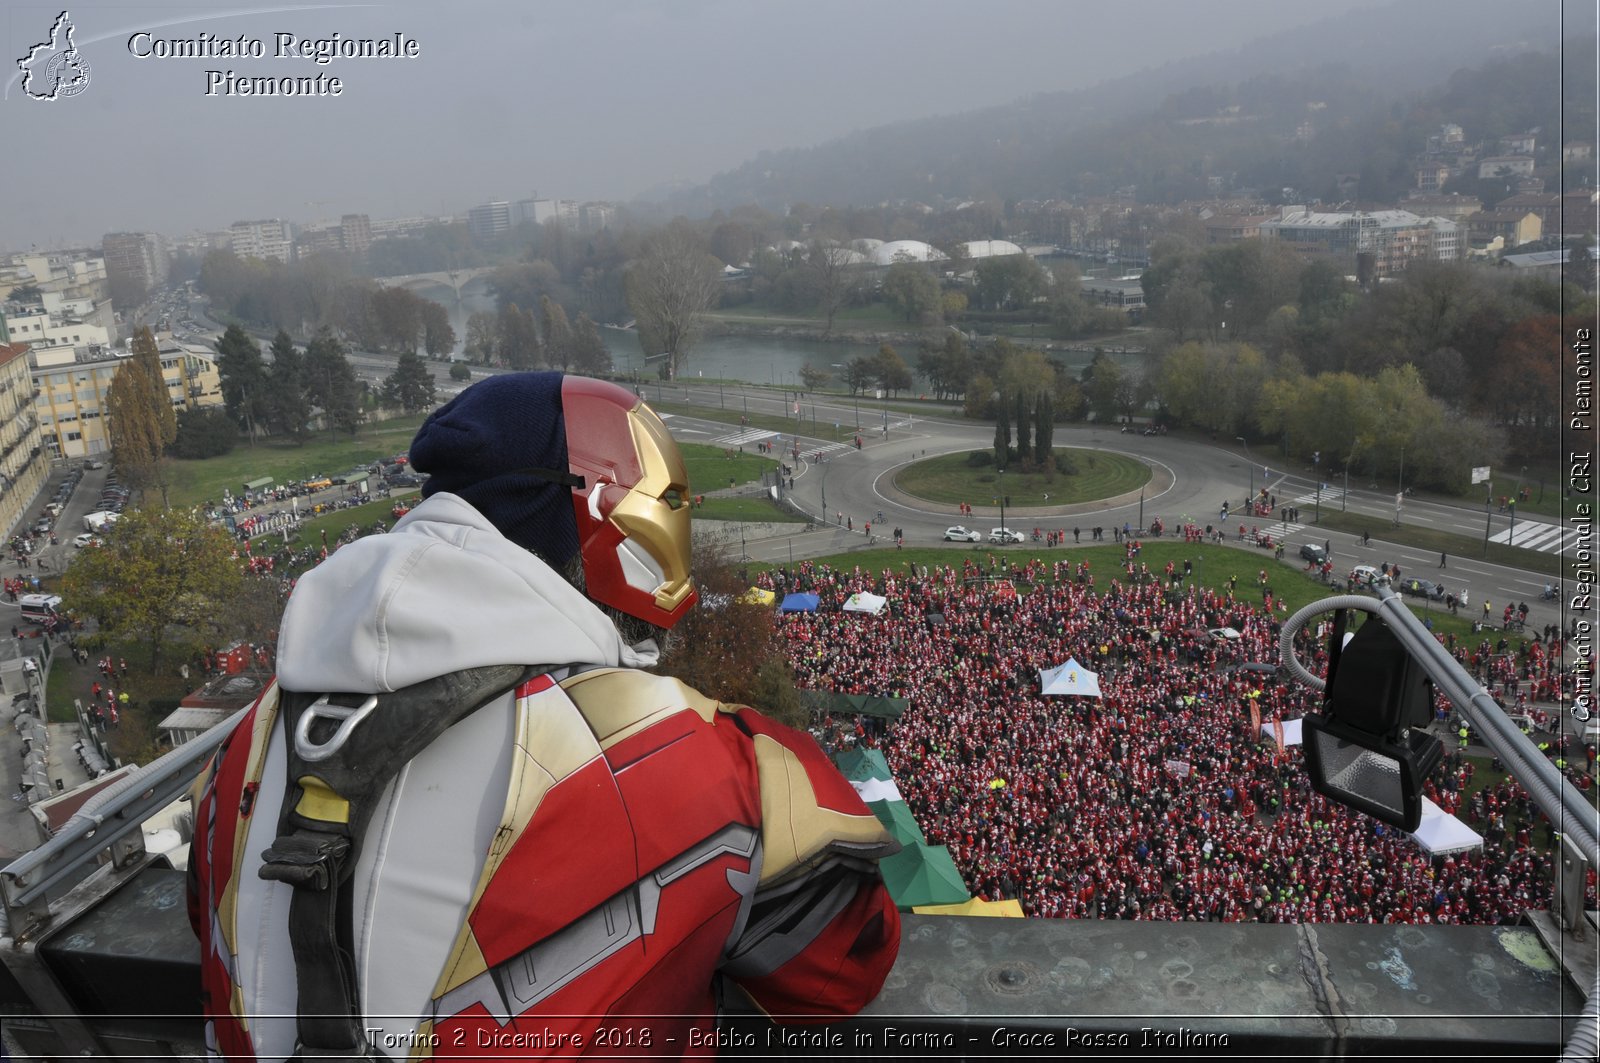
[[641, 380, 1574, 643]]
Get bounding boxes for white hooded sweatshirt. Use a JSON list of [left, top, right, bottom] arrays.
[[276, 492, 658, 693], [232, 493, 664, 1057]]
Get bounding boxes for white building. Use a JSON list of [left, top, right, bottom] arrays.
[[228, 219, 293, 263], [1, 306, 110, 352]]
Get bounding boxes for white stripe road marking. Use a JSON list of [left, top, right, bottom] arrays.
[[710, 429, 779, 446], [1504, 524, 1565, 550], [1490, 523, 1579, 554]]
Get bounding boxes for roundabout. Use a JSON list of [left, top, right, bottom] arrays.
[[891, 447, 1152, 510]]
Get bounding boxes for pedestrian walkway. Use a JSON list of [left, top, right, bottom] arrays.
[[1489, 521, 1581, 555]]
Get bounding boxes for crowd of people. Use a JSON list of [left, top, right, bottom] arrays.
[[762, 557, 1594, 925]]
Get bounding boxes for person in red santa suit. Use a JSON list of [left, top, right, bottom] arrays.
[[189, 373, 901, 1060]]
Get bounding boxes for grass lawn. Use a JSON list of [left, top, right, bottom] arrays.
[[894, 448, 1150, 507], [1312, 511, 1561, 579], [679, 443, 779, 494], [164, 415, 429, 510], [693, 498, 809, 523]]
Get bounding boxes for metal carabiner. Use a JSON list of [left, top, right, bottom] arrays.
[[294, 694, 379, 763]]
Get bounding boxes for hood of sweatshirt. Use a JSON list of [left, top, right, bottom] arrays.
[[275, 492, 656, 694]]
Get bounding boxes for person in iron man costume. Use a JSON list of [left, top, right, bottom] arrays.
[[188, 373, 901, 1060]]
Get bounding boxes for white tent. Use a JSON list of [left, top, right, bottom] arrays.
[[843, 592, 888, 615], [1040, 658, 1103, 698], [1408, 797, 1484, 855], [1258, 718, 1304, 746]]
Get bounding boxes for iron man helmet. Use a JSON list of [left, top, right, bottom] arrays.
[[561, 376, 697, 629]]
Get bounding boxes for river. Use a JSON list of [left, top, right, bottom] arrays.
[[421, 277, 1142, 389]]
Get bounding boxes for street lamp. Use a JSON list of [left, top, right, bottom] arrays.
[[1395, 444, 1405, 526], [1483, 478, 1494, 558], [1236, 437, 1252, 509]]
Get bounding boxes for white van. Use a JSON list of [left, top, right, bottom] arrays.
[[82, 510, 119, 532], [19, 594, 62, 624]]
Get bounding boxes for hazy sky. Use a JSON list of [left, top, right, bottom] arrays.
[[0, 0, 1582, 249]]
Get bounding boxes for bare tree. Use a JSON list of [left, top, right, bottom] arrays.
[[625, 223, 724, 380], [807, 241, 857, 334]]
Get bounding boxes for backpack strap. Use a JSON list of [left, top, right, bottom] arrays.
[[258, 664, 528, 1061]]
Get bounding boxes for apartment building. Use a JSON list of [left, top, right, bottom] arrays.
[[467, 201, 511, 242], [30, 341, 223, 459], [101, 232, 170, 301], [228, 220, 293, 263], [1, 306, 110, 352], [1259, 208, 1462, 279], [0, 341, 49, 541]]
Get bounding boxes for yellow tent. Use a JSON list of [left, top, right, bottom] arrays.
[[912, 898, 1026, 918], [737, 587, 776, 606]]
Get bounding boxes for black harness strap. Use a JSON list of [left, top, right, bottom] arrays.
[[259, 664, 528, 1061]]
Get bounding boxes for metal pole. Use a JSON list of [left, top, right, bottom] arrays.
[[1343, 462, 1349, 513], [1138, 489, 1144, 531], [1483, 482, 1493, 558]]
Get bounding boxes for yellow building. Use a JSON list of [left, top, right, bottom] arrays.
[[30, 341, 224, 460], [0, 341, 51, 540]]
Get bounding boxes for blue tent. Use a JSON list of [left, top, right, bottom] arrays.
[[780, 592, 820, 613]]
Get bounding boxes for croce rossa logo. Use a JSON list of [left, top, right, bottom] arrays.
[[17, 10, 91, 101]]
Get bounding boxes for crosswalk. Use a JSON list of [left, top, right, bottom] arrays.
[[707, 428, 859, 460], [1489, 521, 1583, 555]]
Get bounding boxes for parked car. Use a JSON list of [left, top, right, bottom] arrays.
[[73, 533, 101, 549], [943, 525, 981, 542], [385, 471, 426, 488], [1299, 543, 1328, 564], [1399, 577, 1446, 601], [988, 527, 1025, 544]]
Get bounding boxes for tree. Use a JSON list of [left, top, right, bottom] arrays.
[[655, 547, 806, 730], [844, 356, 876, 397], [625, 223, 724, 380], [994, 391, 1011, 467], [60, 505, 245, 673], [569, 313, 612, 376], [382, 351, 438, 414], [1081, 352, 1125, 424], [265, 330, 311, 441], [973, 254, 1046, 311], [497, 302, 540, 370], [464, 310, 499, 364], [420, 299, 456, 357], [214, 324, 270, 444], [874, 344, 912, 399], [169, 406, 239, 459], [881, 261, 941, 324], [807, 241, 856, 333], [106, 326, 178, 505], [540, 295, 574, 371], [918, 331, 972, 402], [799, 363, 832, 393], [372, 287, 423, 352], [303, 329, 362, 437]]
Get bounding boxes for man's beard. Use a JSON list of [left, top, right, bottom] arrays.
[[560, 554, 680, 657]]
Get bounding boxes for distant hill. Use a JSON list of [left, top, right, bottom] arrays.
[[658, 0, 1590, 214]]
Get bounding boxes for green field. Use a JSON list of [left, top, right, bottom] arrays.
[[893, 448, 1151, 507], [165, 415, 428, 510], [679, 442, 779, 495]]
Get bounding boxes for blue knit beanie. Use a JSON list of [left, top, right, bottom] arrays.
[[410, 371, 580, 569]]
